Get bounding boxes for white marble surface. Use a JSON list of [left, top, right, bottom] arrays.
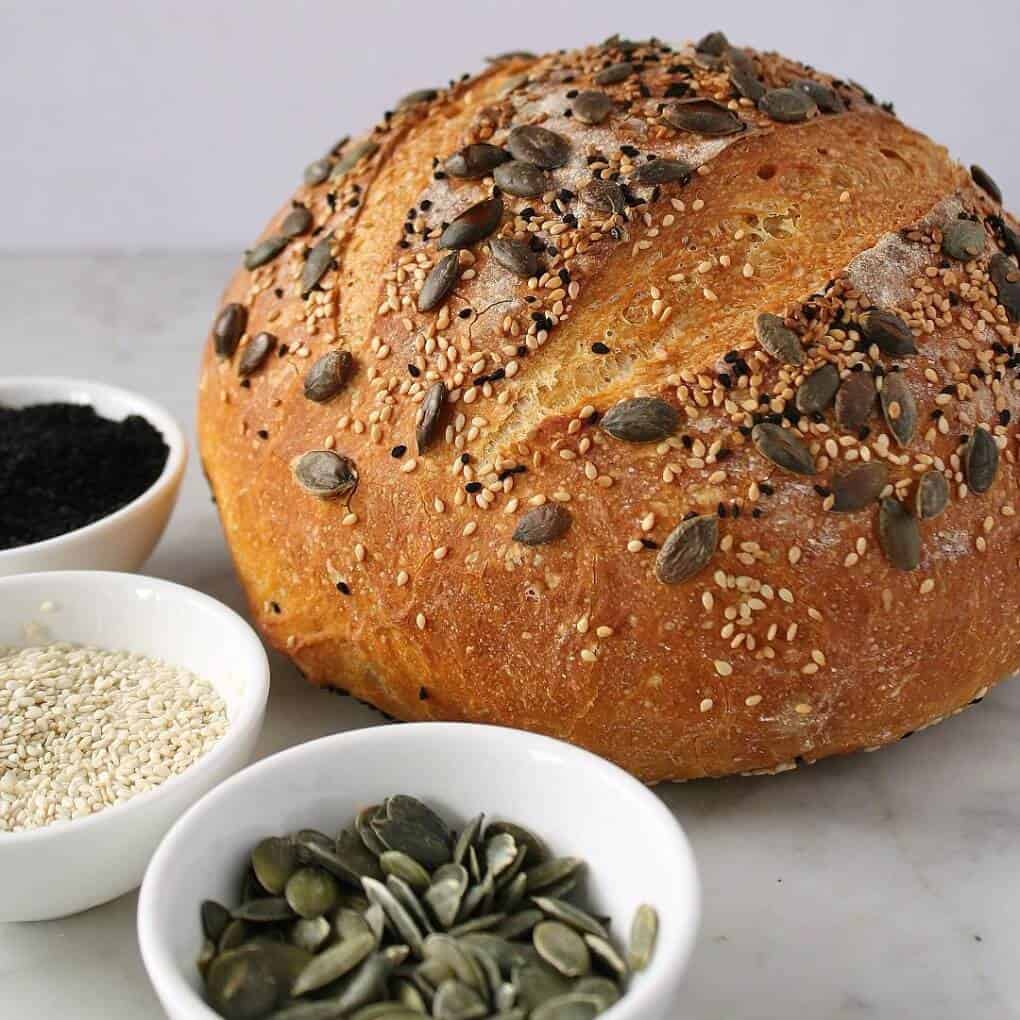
[[1, 253, 1018, 1019]]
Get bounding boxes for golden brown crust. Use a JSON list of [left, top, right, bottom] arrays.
[[198, 36, 1020, 781]]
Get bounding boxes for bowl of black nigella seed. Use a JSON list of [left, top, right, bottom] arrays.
[[0, 377, 186, 576]]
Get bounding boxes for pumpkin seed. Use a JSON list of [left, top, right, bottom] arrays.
[[512, 960, 571, 1013], [219, 918, 249, 953], [245, 235, 289, 271], [333, 949, 409, 1015], [858, 308, 917, 356], [695, 31, 729, 56], [989, 253, 1020, 321], [601, 396, 677, 442], [879, 373, 917, 446], [336, 906, 375, 943], [485, 833, 518, 878], [497, 872, 528, 914], [234, 897, 296, 923], [991, 215, 1020, 259], [915, 469, 949, 519], [303, 159, 332, 187], [290, 916, 332, 954], [831, 462, 888, 513], [627, 904, 658, 972], [394, 978, 427, 1013], [207, 948, 279, 1020], [878, 498, 921, 571], [213, 303, 247, 358], [489, 237, 541, 279], [425, 864, 469, 928], [459, 934, 529, 974], [655, 515, 718, 585], [416, 381, 447, 453], [486, 50, 536, 62], [286, 868, 340, 919], [594, 61, 633, 85], [580, 179, 625, 215], [971, 164, 1002, 204], [792, 78, 845, 114], [253, 837, 299, 894], [396, 88, 438, 110], [751, 423, 816, 475], [493, 160, 552, 198], [755, 312, 805, 365], [440, 197, 504, 250], [964, 427, 999, 493], [627, 158, 693, 187], [453, 815, 485, 866], [531, 898, 608, 940], [291, 451, 358, 498], [197, 937, 216, 978], [432, 978, 486, 1020], [835, 371, 877, 431], [292, 931, 375, 997], [531, 994, 601, 1020], [512, 504, 572, 546], [381, 851, 431, 891], [525, 858, 583, 894], [301, 234, 334, 296], [663, 98, 745, 136], [498, 909, 545, 941], [387, 875, 434, 935], [374, 798, 452, 867], [304, 350, 353, 402], [330, 139, 379, 181], [238, 332, 277, 377], [449, 913, 506, 937], [203, 900, 233, 943], [942, 219, 985, 261], [730, 65, 765, 103], [321, 828, 383, 884], [424, 934, 486, 990], [506, 125, 570, 169], [583, 935, 627, 977], [574, 977, 620, 1010], [759, 87, 818, 123], [458, 872, 495, 923], [281, 206, 313, 238], [572, 91, 613, 125], [362, 877, 425, 956], [487, 822, 548, 864], [444, 144, 511, 179], [796, 363, 840, 414], [418, 253, 461, 312]]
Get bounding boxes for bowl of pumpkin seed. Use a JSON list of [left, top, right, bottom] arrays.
[[138, 723, 699, 1020]]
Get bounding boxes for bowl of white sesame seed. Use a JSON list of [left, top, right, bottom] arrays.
[[0, 570, 270, 921]]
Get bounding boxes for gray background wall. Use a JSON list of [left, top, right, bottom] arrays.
[[2, 0, 1012, 251]]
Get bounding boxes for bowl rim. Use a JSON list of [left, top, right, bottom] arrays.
[[137, 722, 701, 1020], [0, 375, 188, 562], [0, 570, 270, 846]]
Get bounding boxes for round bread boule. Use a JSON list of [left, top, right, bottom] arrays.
[[198, 33, 1019, 781]]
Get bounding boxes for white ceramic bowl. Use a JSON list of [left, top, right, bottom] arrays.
[[138, 724, 700, 1020], [0, 376, 187, 577], [0, 571, 270, 921]]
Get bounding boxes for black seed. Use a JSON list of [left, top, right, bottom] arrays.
[[489, 237, 541, 278], [304, 350, 353, 403], [859, 308, 917, 356], [301, 234, 334, 296], [591, 342, 610, 354], [835, 371, 877, 431], [573, 90, 614, 125], [594, 61, 634, 86], [281, 206, 313, 238], [988, 253, 1020, 321], [418, 253, 461, 312], [942, 220, 985, 261], [440, 196, 504, 249], [655, 515, 718, 584], [755, 312, 805, 365], [795, 363, 840, 414], [879, 373, 917, 447], [601, 397, 678, 442], [627, 158, 693, 187], [513, 504, 572, 545], [237, 332, 277, 377], [878, 497, 921, 571], [292, 450, 358, 498], [580, 178, 626, 214], [244, 235, 289, 270], [963, 427, 999, 493], [915, 469, 949, 519], [792, 78, 845, 114], [971, 165, 1002, 204], [759, 88, 818, 124], [506, 125, 571, 168], [303, 158, 332, 186], [213, 303, 247, 358], [444, 143, 511, 179], [494, 160, 553, 198], [751, 422, 816, 475], [663, 97, 745, 136], [416, 381, 447, 453], [831, 462, 888, 512]]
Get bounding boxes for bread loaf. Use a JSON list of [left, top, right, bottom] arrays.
[[198, 33, 1020, 781]]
